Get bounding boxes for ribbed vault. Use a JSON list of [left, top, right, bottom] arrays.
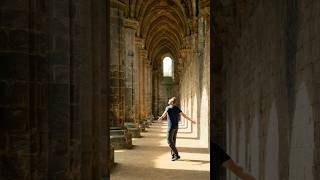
[[123, 0, 196, 74]]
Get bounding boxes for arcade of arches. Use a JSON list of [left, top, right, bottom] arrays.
[[109, 0, 210, 144], [1, 0, 320, 180]]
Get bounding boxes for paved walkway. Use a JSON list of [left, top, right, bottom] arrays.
[[110, 122, 210, 180]]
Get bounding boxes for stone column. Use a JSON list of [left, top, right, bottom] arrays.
[[0, 1, 50, 179], [139, 49, 148, 118], [123, 18, 139, 123], [145, 59, 153, 117], [110, 0, 126, 127], [0, 0, 109, 179], [134, 37, 144, 121], [199, 1, 210, 147], [152, 67, 160, 116], [148, 62, 153, 116], [152, 68, 157, 115]]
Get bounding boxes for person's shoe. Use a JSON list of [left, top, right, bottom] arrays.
[[171, 155, 180, 161]]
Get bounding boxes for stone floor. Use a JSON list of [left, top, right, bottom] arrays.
[[110, 121, 210, 180]]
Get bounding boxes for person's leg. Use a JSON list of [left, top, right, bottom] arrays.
[[167, 129, 173, 156], [173, 128, 178, 155], [170, 128, 178, 157], [173, 128, 178, 146], [167, 128, 179, 157]]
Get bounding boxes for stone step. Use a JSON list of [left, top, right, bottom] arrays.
[[139, 123, 147, 132], [127, 127, 141, 138], [110, 128, 133, 149], [123, 123, 142, 138], [110, 130, 125, 136], [110, 135, 133, 149], [124, 122, 138, 128], [110, 126, 123, 130]]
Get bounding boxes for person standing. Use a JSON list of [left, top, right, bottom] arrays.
[[157, 97, 196, 161]]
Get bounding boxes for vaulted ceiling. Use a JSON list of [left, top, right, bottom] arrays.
[[121, 0, 198, 68]]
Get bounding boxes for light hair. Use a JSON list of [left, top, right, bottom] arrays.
[[168, 97, 177, 105]]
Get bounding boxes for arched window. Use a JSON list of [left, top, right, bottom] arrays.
[[163, 57, 173, 77]]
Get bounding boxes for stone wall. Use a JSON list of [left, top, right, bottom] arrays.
[[219, 1, 320, 179], [179, 13, 210, 146], [0, 0, 110, 179]]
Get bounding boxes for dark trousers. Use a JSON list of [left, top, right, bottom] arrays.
[[167, 128, 178, 156]]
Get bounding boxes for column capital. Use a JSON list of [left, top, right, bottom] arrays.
[[124, 18, 139, 30], [139, 49, 148, 59], [135, 37, 145, 49]]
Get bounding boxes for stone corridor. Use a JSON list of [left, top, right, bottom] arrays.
[[1, 0, 320, 179], [111, 122, 209, 180]]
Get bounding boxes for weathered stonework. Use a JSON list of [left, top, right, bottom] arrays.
[[213, 0, 320, 179], [109, 0, 211, 151], [124, 122, 142, 138], [123, 18, 139, 123], [0, 0, 110, 179], [4, 0, 319, 179], [110, 0, 126, 127], [110, 128, 133, 149]]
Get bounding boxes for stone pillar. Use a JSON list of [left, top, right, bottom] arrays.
[[134, 37, 144, 121], [0, 1, 50, 179], [110, 0, 126, 127], [156, 69, 161, 115], [199, 2, 210, 147], [148, 62, 153, 116], [123, 18, 139, 123], [152, 68, 160, 116], [145, 59, 153, 117], [139, 49, 148, 118], [0, 0, 109, 179], [153, 68, 163, 116]]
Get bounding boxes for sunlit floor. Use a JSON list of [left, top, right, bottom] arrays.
[[110, 122, 210, 180]]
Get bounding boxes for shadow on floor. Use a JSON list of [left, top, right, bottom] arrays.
[[125, 145, 209, 154], [111, 123, 209, 180], [111, 163, 210, 180], [177, 159, 209, 165]]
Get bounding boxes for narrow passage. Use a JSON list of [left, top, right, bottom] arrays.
[[111, 122, 210, 180]]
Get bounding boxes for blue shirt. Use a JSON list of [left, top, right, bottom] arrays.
[[165, 105, 182, 129]]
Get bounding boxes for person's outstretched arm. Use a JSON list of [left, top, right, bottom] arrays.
[[223, 159, 256, 180], [179, 112, 196, 124], [157, 111, 167, 122]]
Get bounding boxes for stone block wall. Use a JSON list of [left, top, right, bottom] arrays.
[[219, 0, 320, 179]]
